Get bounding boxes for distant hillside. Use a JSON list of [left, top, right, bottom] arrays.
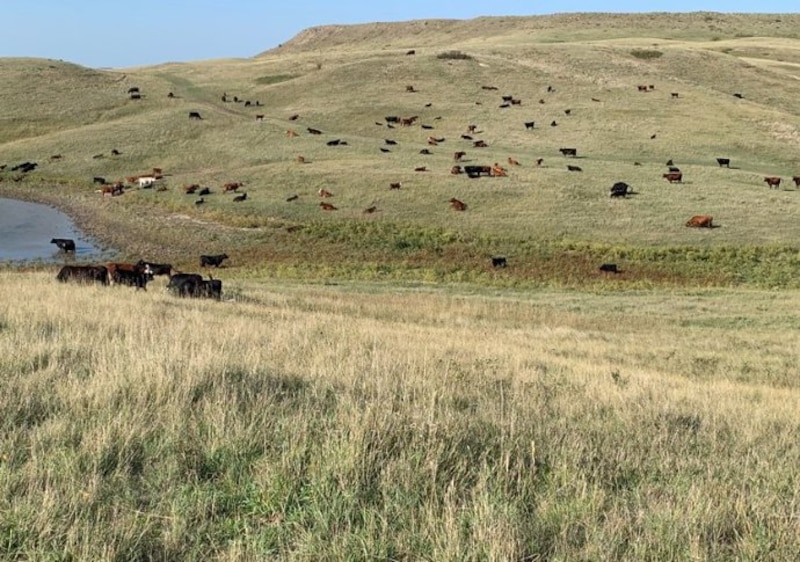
[[264, 13, 800, 55]]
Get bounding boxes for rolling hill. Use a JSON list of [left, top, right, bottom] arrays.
[[2, 13, 800, 286]]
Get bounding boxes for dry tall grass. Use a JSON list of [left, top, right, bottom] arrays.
[[2, 270, 799, 559]]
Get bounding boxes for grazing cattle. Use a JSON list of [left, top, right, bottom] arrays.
[[591, 97, 601, 102], [454, 151, 466, 161], [389, 182, 402, 189], [188, 111, 202, 120], [610, 182, 630, 198], [286, 129, 298, 138], [559, 148, 577, 157], [650, 134, 657, 140], [501, 95, 514, 102], [385, 139, 398, 145], [429, 136, 445, 144], [167, 92, 175, 98], [406, 85, 416, 93], [491, 256, 507, 268], [385, 116, 400, 124], [111, 149, 121, 156], [464, 165, 492, 178], [255, 114, 264, 121], [716, 158, 731, 168], [414, 166, 427, 172], [733, 93, 744, 99], [450, 165, 462, 175], [93, 176, 107, 185], [685, 215, 713, 228], [466, 124, 478, 134], [126, 175, 140, 184], [420, 149, 432, 155], [184, 184, 200, 194], [551, 121, 558, 127], [50, 154, 62, 160], [508, 157, 520, 166], [296, 155, 307, 164], [107, 261, 153, 289], [141, 262, 173, 276], [421, 123, 433, 129], [244, 101, 252, 107], [564, 109, 572, 115], [524, 121, 535, 130], [461, 134, 473, 141], [536, 158, 544, 167], [663, 172, 683, 183], [449, 198, 467, 211], [127, 87, 139, 94], [547, 85, 554, 93], [406, 49, 416, 55], [138, 176, 156, 188], [327, 139, 342, 146], [195, 198, 205, 206], [307, 127, 323, 135], [473, 140, 488, 148], [567, 165, 583, 172], [11, 161, 38, 172], [130, 92, 141, 100], [200, 254, 229, 268], [56, 265, 108, 285], [318, 188, 333, 198], [637, 85, 648, 92], [599, 263, 619, 274], [319, 202, 337, 211], [101, 183, 124, 197], [286, 194, 299, 202], [50, 238, 76, 253], [380, 148, 391, 153], [233, 192, 247, 202], [400, 116, 418, 126], [198, 187, 211, 196], [482, 85, 498, 90], [666, 159, 675, 166], [491, 163, 508, 177], [511, 98, 522, 105], [167, 273, 222, 300], [649, 85, 655, 90], [671, 92, 680, 98], [364, 206, 378, 214], [289, 114, 300, 121], [427, 138, 438, 146], [499, 102, 510, 109], [792, 176, 800, 187], [764, 176, 781, 189], [668, 166, 681, 173]]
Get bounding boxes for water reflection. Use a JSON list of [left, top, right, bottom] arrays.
[[0, 197, 110, 262]]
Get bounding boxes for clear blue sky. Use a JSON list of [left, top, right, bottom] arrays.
[[0, 1, 794, 68]]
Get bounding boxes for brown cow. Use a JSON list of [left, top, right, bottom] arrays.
[[508, 157, 520, 166], [685, 215, 713, 228], [318, 188, 333, 198], [223, 182, 243, 192], [663, 172, 683, 183], [764, 176, 781, 189], [450, 165, 463, 175], [491, 163, 508, 177], [319, 202, 337, 211], [364, 206, 378, 214], [473, 140, 488, 148], [449, 198, 467, 211], [286, 129, 298, 138], [454, 151, 466, 161], [184, 184, 200, 194], [296, 155, 307, 164]]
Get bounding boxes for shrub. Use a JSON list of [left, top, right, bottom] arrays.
[[437, 50, 473, 61], [630, 49, 663, 60]]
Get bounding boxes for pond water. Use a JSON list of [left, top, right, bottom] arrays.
[[0, 197, 110, 263]]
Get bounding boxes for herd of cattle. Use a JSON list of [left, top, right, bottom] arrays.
[[51, 240, 227, 299]]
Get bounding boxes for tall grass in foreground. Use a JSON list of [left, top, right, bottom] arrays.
[[1, 271, 799, 560]]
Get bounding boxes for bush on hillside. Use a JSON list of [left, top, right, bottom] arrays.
[[437, 50, 473, 60], [630, 49, 663, 60]]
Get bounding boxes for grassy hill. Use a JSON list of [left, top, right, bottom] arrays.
[[2, 13, 800, 286]]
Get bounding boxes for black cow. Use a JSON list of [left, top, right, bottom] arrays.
[[599, 263, 619, 274], [610, 182, 630, 198], [716, 158, 731, 168], [491, 256, 507, 268], [93, 176, 107, 185], [524, 121, 535, 130], [167, 273, 222, 299], [142, 262, 173, 276], [127, 87, 139, 94], [11, 161, 37, 173], [200, 254, 229, 268], [189, 111, 202, 120], [232, 192, 247, 202], [567, 165, 583, 172], [112, 267, 152, 290], [51, 238, 76, 253], [559, 148, 577, 157], [56, 265, 109, 285], [463, 165, 492, 178]]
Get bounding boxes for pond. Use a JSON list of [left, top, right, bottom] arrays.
[[0, 197, 111, 263]]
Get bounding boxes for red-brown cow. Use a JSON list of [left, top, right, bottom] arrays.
[[685, 215, 713, 228], [764, 176, 781, 189], [663, 172, 683, 183]]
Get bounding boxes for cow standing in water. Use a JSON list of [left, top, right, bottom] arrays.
[[51, 238, 76, 253]]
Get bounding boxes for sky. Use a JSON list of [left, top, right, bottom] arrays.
[[0, 0, 795, 69]]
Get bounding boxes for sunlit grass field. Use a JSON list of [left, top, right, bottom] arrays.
[[3, 12, 800, 560], [2, 271, 800, 560]]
